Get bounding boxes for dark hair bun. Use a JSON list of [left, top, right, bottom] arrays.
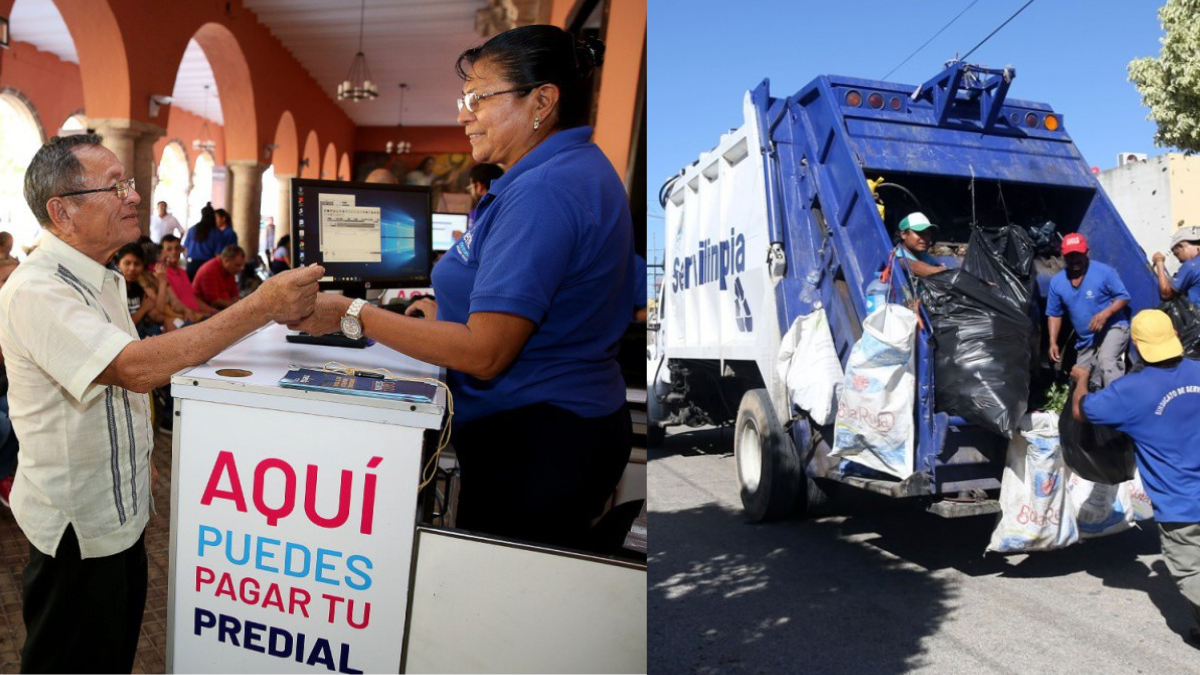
[[575, 36, 605, 76]]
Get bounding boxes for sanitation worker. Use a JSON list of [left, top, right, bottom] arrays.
[[1047, 232, 1131, 389], [1071, 309, 1200, 646], [1153, 224, 1200, 306]]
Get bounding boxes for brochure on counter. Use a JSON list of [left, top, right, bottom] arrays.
[[279, 368, 436, 403]]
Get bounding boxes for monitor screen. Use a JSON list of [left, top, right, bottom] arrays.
[[431, 212, 469, 252], [290, 178, 433, 291]]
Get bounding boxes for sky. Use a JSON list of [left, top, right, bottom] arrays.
[[646, 0, 1172, 271]]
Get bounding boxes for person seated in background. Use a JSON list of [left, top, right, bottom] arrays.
[[113, 243, 198, 336], [152, 234, 217, 320], [1153, 224, 1200, 306], [1048, 232, 1131, 390], [894, 212, 947, 277], [114, 243, 167, 337], [0, 232, 16, 263], [270, 235, 291, 276], [192, 244, 246, 310]]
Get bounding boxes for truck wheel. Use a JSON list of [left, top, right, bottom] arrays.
[[735, 389, 803, 522]]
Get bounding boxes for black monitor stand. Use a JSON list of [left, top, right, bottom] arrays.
[[341, 283, 368, 301]]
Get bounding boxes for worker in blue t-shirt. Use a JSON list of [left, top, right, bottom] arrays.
[[1046, 233, 1131, 389], [1153, 225, 1200, 307], [893, 212, 947, 278], [1072, 309, 1200, 645]]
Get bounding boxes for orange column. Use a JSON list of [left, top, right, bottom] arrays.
[[592, 0, 645, 185]]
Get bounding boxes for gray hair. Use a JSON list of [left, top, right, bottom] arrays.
[[23, 134, 104, 227]]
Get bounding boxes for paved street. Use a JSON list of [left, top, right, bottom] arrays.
[[650, 427, 1200, 675]]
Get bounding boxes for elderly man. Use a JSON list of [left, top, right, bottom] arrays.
[[0, 134, 322, 672], [1072, 309, 1200, 645], [193, 244, 246, 310]]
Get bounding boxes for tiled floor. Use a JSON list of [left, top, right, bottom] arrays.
[[0, 429, 175, 674]]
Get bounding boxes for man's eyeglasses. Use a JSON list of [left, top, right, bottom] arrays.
[[59, 178, 136, 201], [456, 83, 547, 114]]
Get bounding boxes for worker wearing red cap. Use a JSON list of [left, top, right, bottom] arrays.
[[1046, 232, 1131, 389]]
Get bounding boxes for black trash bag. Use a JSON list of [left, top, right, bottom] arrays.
[[1058, 379, 1137, 484], [1160, 296, 1200, 359], [962, 224, 1037, 313], [921, 269, 1033, 438]]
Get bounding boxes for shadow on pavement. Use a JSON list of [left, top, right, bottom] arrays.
[[649, 499, 952, 675], [652, 425, 733, 459]]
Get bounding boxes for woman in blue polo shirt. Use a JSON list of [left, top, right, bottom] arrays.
[[291, 25, 634, 549]]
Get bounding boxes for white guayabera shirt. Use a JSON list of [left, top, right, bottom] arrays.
[[0, 230, 152, 559]]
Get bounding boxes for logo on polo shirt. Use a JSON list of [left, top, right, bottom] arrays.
[[1086, 290, 1094, 298], [455, 230, 474, 262]]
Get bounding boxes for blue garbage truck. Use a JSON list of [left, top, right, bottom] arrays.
[[647, 62, 1157, 521]]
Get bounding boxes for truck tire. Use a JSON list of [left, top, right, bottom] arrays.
[[735, 389, 803, 522]]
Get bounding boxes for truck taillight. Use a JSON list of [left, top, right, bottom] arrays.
[[1025, 112, 1039, 128], [1044, 114, 1060, 131], [890, 97, 902, 111], [845, 90, 862, 107], [867, 93, 884, 109]]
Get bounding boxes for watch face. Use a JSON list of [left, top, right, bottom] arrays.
[[341, 316, 360, 337]]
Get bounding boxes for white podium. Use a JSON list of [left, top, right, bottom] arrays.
[[166, 324, 445, 674]]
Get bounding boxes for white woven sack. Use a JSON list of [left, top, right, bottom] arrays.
[[987, 412, 1079, 553], [1126, 467, 1155, 521], [1067, 474, 1136, 539], [831, 303, 917, 479], [777, 309, 844, 425]]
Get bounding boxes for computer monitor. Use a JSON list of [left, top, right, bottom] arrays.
[[431, 212, 469, 252], [290, 178, 433, 296]]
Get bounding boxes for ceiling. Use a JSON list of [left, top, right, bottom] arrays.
[[7, 0, 527, 128]]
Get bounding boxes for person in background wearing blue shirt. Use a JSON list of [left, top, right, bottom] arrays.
[[289, 25, 633, 551], [1153, 225, 1200, 307], [1072, 309, 1200, 645], [894, 212, 947, 278], [1047, 232, 1131, 390]]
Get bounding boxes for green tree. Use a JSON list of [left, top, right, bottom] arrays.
[[1129, 0, 1200, 152]]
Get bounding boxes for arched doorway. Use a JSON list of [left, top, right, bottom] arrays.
[[60, 113, 88, 136], [0, 91, 46, 257], [322, 143, 337, 180], [259, 163, 279, 254], [188, 151, 215, 228], [301, 131, 320, 179], [153, 141, 190, 227]]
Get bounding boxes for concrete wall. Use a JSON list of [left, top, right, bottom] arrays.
[[1097, 154, 1176, 272]]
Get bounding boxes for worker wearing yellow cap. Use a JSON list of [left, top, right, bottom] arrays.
[[1071, 309, 1200, 645]]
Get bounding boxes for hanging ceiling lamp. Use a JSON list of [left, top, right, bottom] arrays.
[[193, 85, 217, 152], [387, 84, 412, 154], [337, 0, 378, 102]]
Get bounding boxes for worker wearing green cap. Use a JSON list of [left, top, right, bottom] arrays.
[[895, 212, 947, 278]]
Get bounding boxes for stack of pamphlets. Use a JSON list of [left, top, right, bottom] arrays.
[[279, 368, 436, 403]]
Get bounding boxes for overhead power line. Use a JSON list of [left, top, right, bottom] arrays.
[[961, 0, 1037, 61], [881, 0, 980, 81]]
